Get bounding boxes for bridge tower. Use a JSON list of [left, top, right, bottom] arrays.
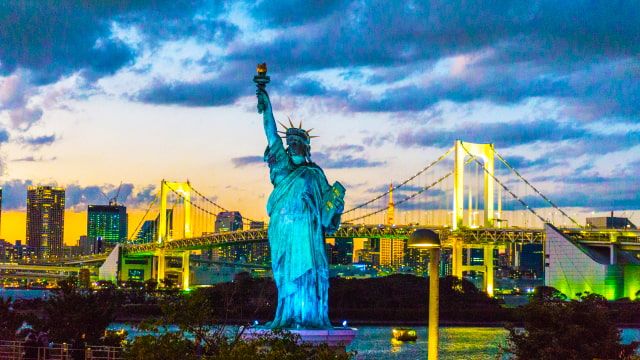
[[452, 141, 496, 296], [155, 180, 192, 290], [453, 140, 495, 230]]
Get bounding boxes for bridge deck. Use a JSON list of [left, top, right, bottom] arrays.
[[122, 226, 548, 254]]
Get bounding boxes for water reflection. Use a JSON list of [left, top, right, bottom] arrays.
[[390, 338, 408, 353], [348, 326, 508, 360]]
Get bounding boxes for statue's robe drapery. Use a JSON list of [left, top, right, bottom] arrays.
[[264, 140, 340, 329]]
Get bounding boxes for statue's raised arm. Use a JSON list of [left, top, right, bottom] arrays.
[[256, 87, 281, 149], [254, 63, 281, 149]]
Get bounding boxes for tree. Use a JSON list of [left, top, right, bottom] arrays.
[[30, 276, 122, 346], [531, 286, 567, 302], [124, 333, 197, 360], [123, 287, 354, 359], [0, 297, 24, 340], [504, 291, 639, 359]]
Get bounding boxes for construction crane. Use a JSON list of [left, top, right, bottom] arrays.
[[100, 181, 123, 206]]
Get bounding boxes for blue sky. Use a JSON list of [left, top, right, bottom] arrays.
[[0, 1, 639, 230]]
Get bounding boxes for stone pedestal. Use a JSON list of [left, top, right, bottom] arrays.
[[243, 327, 357, 347]]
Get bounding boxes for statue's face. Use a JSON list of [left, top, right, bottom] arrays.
[[287, 137, 309, 165]]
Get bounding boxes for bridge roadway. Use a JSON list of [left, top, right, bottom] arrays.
[[122, 225, 547, 255], [0, 263, 89, 272], [0, 263, 97, 281], [120, 225, 640, 254]]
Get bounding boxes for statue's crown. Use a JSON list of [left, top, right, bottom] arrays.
[[278, 117, 317, 144]]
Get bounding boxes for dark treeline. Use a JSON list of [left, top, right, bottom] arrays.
[[10, 275, 640, 327], [127, 273, 513, 325]]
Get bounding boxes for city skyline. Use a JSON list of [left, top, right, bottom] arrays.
[[1, 2, 639, 244]]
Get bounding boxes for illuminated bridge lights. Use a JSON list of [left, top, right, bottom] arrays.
[[120, 226, 548, 255]]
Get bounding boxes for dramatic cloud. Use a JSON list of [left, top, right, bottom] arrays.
[[9, 107, 43, 130], [496, 158, 640, 212], [3, 1, 636, 120], [0, 179, 33, 210], [0, 180, 156, 210], [0, 1, 238, 130], [498, 155, 565, 172], [314, 142, 385, 168], [313, 153, 385, 169], [137, 76, 247, 107], [395, 119, 640, 175], [65, 183, 157, 210], [397, 119, 586, 148], [232, 0, 639, 112], [0, 1, 236, 83], [231, 155, 264, 167], [322, 144, 365, 153], [19, 134, 57, 148], [249, 0, 346, 27]]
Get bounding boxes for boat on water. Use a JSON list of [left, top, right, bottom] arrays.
[[392, 328, 417, 341]]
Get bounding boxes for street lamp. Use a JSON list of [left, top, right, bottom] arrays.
[[408, 229, 441, 360]]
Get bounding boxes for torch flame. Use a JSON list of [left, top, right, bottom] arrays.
[[257, 63, 267, 75]]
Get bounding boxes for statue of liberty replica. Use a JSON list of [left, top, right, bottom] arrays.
[[254, 63, 345, 329]]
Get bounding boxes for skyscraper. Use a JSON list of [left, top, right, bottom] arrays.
[[333, 238, 354, 265], [136, 220, 157, 243], [379, 238, 405, 268], [215, 211, 244, 262], [26, 186, 65, 258], [215, 211, 243, 232], [134, 209, 172, 243], [87, 204, 128, 245]]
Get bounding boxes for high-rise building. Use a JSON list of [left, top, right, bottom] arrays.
[[135, 209, 173, 243], [406, 248, 430, 273], [136, 220, 157, 243], [333, 238, 354, 265], [215, 212, 245, 261], [26, 186, 65, 258], [379, 238, 405, 268], [14, 240, 23, 259], [0, 239, 12, 261], [79, 235, 100, 255], [215, 211, 243, 232], [354, 238, 380, 266], [87, 205, 127, 245]]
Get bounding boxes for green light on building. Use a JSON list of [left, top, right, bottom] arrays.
[[87, 205, 128, 245]]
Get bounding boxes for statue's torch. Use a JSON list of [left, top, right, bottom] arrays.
[[253, 63, 270, 113]]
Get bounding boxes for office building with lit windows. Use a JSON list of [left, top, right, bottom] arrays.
[[87, 205, 128, 245], [379, 238, 405, 268], [215, 211, 243, 232], [26, 186, 65, 258]]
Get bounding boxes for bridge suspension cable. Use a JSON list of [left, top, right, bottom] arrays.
[[165, 182, 261, 228], [343, 146, 453, 215], [129, 194, 158, 243], [493, 150, 581, 228], [343, 161, 463, 224], [459, 141, 578, 227], [188, 183, 262, 224]]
